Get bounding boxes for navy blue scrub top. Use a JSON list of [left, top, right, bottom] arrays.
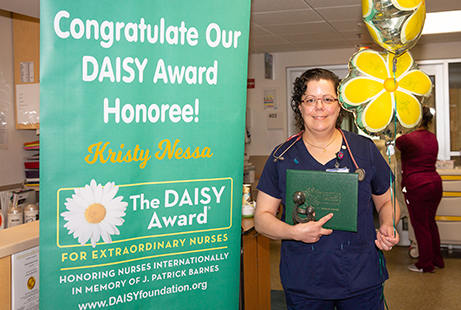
[[257, 130, 392, 299]]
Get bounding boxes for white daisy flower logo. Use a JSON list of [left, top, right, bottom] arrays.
[[61, 179, 128, 248]]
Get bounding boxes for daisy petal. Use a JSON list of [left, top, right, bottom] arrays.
[[365, 22, 382, 44], [387, 52, 413, 79], [92, 224, 101, 244], [99, 220, 116, 235], [395, 91, 422, 127], [92, 181, 104, 203], [362, 0, 373, 19], [341, 77, 384, 106], [81, 184, 95, 206], [401, 3, 425, 44], [100, 228, 112, 244], [102, 182, 117, 201], [398, 70, 432, 96], [102, 194, 124, 210], [107, 210, 126, 218], [354, 50, 389, 80], [391, 0, 422, 11], [362, 91, 394, 133], [112, 226, 120, 235], [78, 226, 92, 245], [105, 198, 128, 211], [69, 193, 90, 210]]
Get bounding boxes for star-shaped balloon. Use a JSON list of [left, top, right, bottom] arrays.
[[362, 0, 426, 56]]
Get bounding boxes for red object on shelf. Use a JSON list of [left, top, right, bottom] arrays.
[[24, 140, 39, 146], [24, 161, 39, 169]]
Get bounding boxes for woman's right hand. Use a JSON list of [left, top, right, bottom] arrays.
[[292, 213, 334, 243], [255, 191, 334, 243]]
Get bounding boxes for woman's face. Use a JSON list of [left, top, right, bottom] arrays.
[[298, 79, 340, 135]]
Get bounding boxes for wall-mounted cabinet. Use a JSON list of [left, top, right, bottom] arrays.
[[13, 13, 39, 130]]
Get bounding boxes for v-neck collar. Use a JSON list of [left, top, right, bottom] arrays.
[[295, 136, 345, 170]]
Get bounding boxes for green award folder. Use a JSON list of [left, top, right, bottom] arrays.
[[285, 169, 358, 232]]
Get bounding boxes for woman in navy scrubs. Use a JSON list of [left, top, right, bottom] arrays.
[[255, 68, 400, 310]]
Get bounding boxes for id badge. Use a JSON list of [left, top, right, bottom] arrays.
[[326, 167, 350, 173]]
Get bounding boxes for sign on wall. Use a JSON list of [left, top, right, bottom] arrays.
[[39, 1, 250, 309]]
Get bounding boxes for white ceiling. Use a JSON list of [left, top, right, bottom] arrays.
[[1, 0, 461, 54], [249, 0, 461, 53]]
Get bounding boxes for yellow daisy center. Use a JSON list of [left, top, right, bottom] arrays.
[[85, 203, 106, 223], [383, 78, 398, 92]]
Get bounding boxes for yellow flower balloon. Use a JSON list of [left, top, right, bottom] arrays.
[[339, 49, 432, 139], [362, 0, 426, 56]]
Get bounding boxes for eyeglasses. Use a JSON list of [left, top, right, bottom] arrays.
[[302, 95, 338, 106]]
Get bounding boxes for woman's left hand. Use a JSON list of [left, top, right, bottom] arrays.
[[375, 224, 399, 251], [373, 188, 401, 251]]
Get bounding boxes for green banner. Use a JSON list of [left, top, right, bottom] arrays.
[[39, 1, 250, 309]]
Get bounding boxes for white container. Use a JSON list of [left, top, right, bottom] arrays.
[[8, 204, 23, 228], [242, 202, 256, 218], [24, 204, 39, 223], [242, 184, 252, 204], [436, 160, 455, 169]]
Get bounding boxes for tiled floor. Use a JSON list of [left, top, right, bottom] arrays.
[[270, 240, 461, 310]]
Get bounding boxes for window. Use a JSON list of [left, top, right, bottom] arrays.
[[448, 62, 461, 165], [449, 63, 461, 152]]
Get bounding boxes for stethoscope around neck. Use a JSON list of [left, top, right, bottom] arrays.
[[272, 128, 366, 182]]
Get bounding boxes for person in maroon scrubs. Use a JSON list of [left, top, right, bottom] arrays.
[[396, 107, 444, 273]]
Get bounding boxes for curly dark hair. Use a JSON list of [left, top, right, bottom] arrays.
[[291, 68, 344, 131], [420, 106, 434, 129]]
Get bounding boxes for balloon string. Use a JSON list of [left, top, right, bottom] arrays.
[[391, 54, 398, 237], [393, 56, 398, 135], [387, 145, 397, 237]]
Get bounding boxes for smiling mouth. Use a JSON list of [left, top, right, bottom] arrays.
[[313, 116, 327, 120]]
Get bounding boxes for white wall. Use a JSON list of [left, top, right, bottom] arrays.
[[245, 47, 356, 156], [246, 41, 461, 156], [0, 0, 39, 18], [0, 10, 38, 187]]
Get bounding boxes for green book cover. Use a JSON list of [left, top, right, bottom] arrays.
[[285, 169, 358, 232]]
